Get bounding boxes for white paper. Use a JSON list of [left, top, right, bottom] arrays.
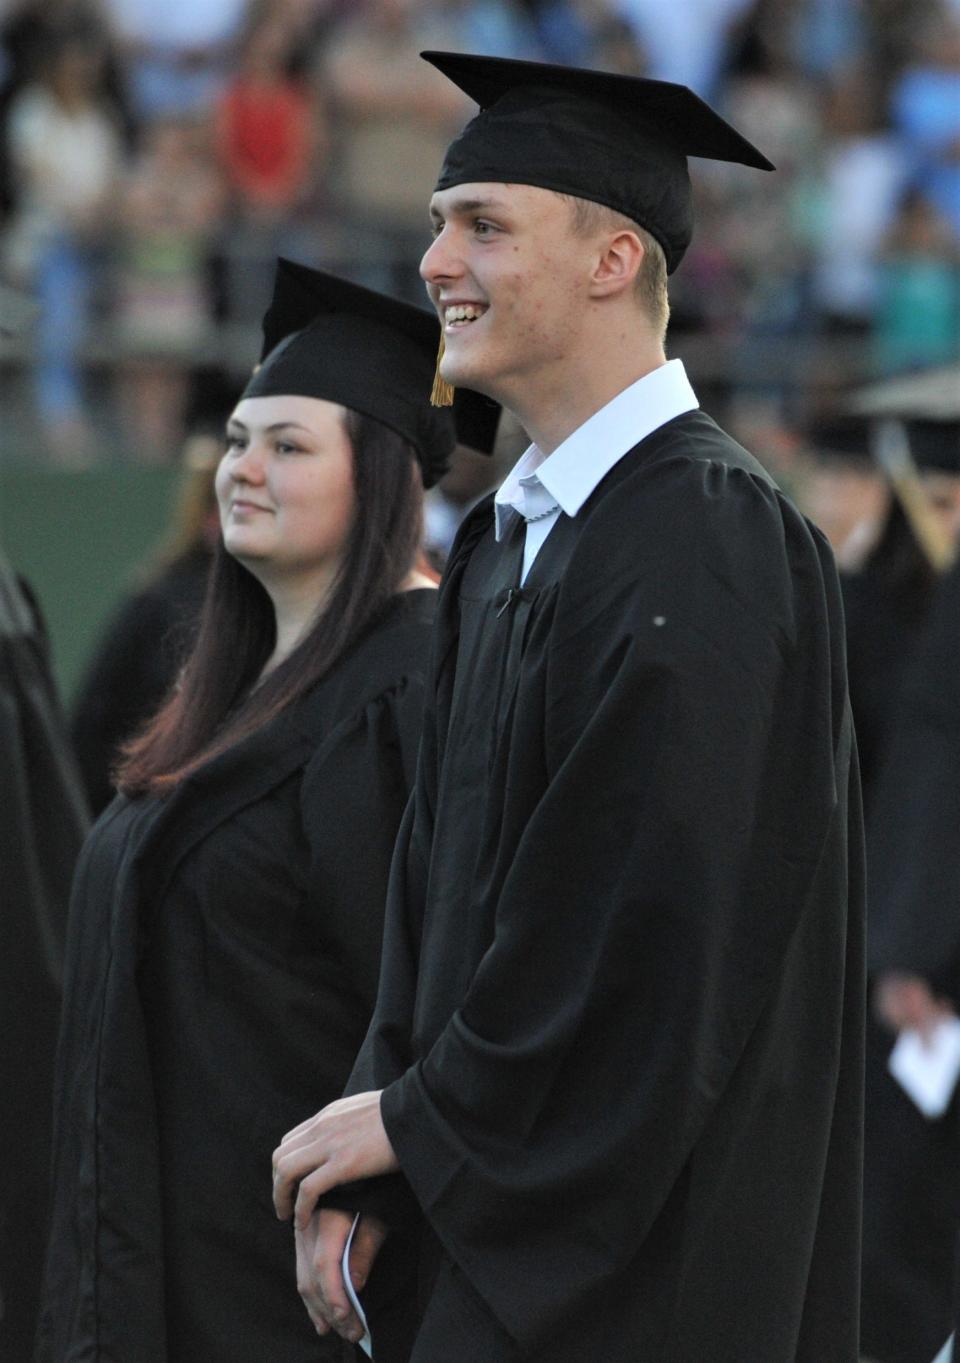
[[340, 1213, 373, 1357], [888, 1018, 960, 1118], [931, 1333, 953, 1363]]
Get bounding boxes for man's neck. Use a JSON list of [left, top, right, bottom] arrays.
[[505, 345, 667, 456]]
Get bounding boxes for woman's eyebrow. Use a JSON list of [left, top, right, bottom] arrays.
[[226, 421, 313, 435]]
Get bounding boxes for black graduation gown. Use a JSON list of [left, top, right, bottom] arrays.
[[36, 591, 435, 1363], [840, 566, 930, 818], [346, 411, 865, 1363], [864, 559, 960, 1361], [841, 556, 952, 1361], [0, 564, 88, 1362], [869, 555, 960, 997], [70, 548, 211, 816]]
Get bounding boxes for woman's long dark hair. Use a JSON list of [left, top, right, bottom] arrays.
[[865, 497, 938, 613], [117, 409, 423, 797]]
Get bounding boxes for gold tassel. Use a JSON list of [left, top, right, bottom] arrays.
[[430, 333, 455, 407]]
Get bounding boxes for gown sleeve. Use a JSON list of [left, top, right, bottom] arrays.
[[378, 459, 854, 1350], [345, 508, 491, 1099], [299, 674, 427, 1017], [322, 634, 448, 1230]]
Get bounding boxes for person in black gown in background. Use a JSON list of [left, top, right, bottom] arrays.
[[854, 417, 960, 1363], [841, 418, 960, 819], [0, 558, 88, 1363], [273, 54, 865, 1363], [36, 260, 497, 1363], [0, 278, 89, 1363], [69, 436, 222, 815]]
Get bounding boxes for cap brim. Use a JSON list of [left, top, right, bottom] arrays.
[[847, 365, 960, 423]]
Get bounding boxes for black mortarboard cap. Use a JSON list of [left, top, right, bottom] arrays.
[[803, 414, 873, 468], [423, 51, 774, 275], [242, 259, 500, 487], [847, 366, 960, 474], [903, 420, 960, 474]]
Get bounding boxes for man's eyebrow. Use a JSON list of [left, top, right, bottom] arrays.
[[430, 196, 508, 220]]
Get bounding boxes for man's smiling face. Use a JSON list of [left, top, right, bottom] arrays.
[[420, 182, 599, 409]]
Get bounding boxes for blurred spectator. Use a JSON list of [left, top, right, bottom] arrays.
[[872, 188, 960, 375], [612, 0, 752, 98], [811, 62, 907, 336], [440, 0, 540, 58], [214, 9, 326, 324], [787, 0, 866, 81], [721, 0, 824, 284], [533, 0, 646, 71], [70, 430, 221, 813], [215, 12, 323, 220], [889, 10, 960, 240], [319, 0, 470, 299], [0, 0, 125, 216], [716, 11, 824, 416], [3, 23, 122, 461], [100, 0, 248, 121], [112, 114, 225, 460]]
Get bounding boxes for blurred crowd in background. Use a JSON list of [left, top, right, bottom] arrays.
[[0, 0, 958, 482]]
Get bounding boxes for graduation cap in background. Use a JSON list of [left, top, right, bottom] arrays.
[[848, 365, 960, 476], [844, 367, 960, 574], [802, 414, 874, 470], [422, 51, 774, 278], [243, 259, 500, 487]]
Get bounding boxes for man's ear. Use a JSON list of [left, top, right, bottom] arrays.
[[588, 231, 644, 299]]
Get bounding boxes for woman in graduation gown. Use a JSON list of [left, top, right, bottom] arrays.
[[841, 419, 960, 816], [865, 549, 960, 1362], [840, 417, 960, 1362], [35, 260, 496, 1363]]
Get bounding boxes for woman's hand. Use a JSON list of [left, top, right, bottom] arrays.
[[272, 1090, 399, 1228], [874, 971, 954, 1041]]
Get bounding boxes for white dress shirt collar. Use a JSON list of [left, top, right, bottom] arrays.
[[494, 358, 698, 542]]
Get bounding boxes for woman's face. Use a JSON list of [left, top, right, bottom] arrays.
[[923, 470, 960, 545], [217, 395, 355, 593]]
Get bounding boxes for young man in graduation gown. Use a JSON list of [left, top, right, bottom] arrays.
[[273, 53, 866, 1362]]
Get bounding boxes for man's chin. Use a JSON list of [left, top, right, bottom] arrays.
[[441, 359, 499, 402]]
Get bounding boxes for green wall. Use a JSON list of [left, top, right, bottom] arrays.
[[1, 468, 181, 705]]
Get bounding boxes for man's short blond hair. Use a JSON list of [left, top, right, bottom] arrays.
[[557, 193, 670, 339]]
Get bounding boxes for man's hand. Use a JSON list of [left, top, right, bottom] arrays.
[[272, 1090, 399, 1228], [296, 1208, 388, 1341], [874, 971, 955, 1041]]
